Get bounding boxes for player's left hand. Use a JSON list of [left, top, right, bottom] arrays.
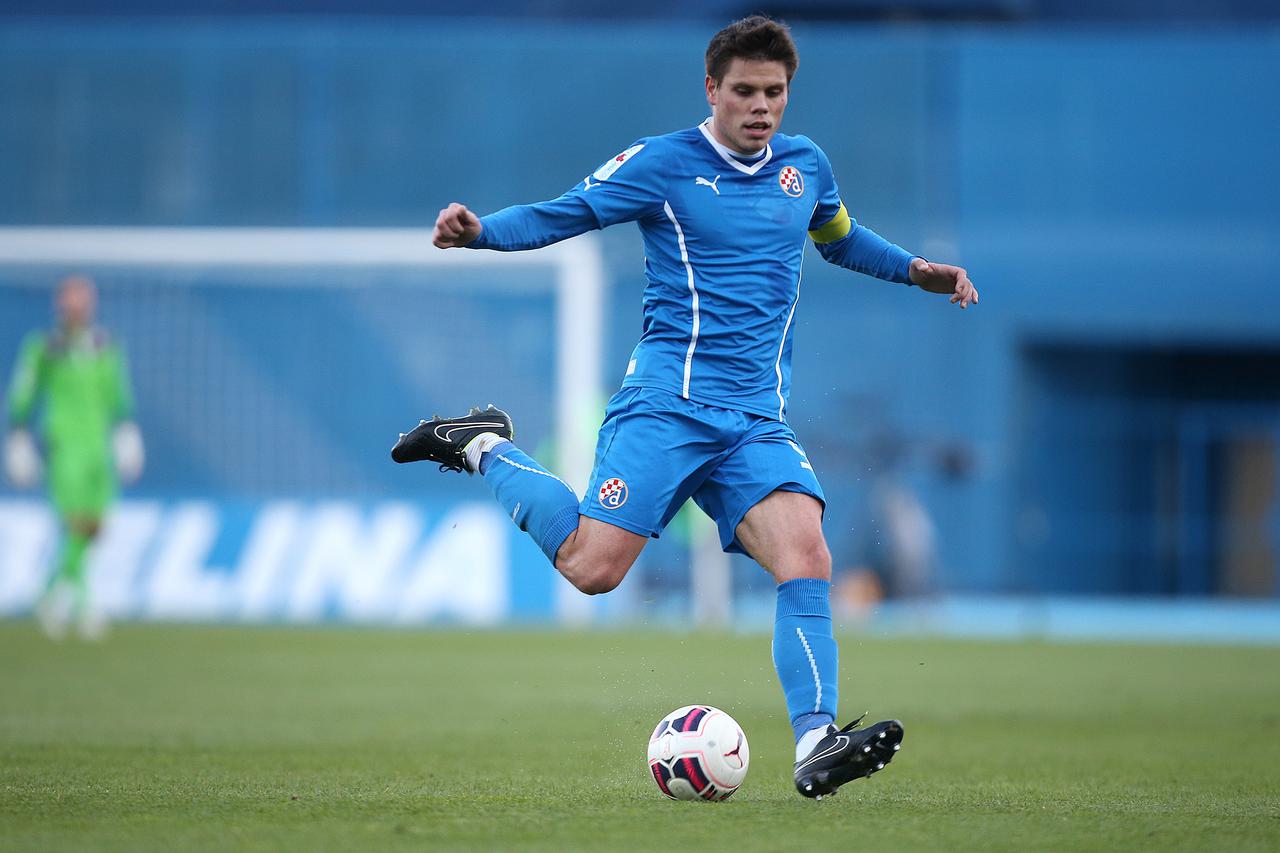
[[909, 258, 979, 309]]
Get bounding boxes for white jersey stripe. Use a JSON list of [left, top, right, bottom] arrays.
[[664, 200, 700, 399], [774, 258, 804, 421]]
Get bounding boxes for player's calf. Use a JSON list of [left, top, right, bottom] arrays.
[[397, 405, 589, 568]]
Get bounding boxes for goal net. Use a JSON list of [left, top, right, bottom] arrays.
[[0, 227, 605, 624]]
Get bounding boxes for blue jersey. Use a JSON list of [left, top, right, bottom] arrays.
[[470, 120, 916, 421]]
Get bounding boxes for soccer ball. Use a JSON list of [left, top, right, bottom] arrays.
[[647, 705, 749, 801]]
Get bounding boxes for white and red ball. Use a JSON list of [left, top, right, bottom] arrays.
[[647, 705, 750, 801]]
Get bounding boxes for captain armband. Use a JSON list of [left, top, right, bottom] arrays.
[[807, 203, 852, 245]]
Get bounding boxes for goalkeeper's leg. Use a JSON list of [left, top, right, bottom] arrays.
[[37, 518, 95, 639], [44, 450, 113, 640], [60, 520, 95, 617]]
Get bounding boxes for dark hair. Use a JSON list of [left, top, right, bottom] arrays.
[[705, 15, 799, 84]]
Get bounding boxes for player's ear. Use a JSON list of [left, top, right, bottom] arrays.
[[705, 74, 718, 107]]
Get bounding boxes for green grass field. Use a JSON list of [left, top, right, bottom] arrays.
[[1, 623, 1278, 852]]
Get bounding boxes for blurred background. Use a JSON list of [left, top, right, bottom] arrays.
[[1, 0, 1278, 641]]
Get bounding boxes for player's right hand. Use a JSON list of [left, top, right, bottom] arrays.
[[433, 203, 483, 249], [4, 429, 42, 489]]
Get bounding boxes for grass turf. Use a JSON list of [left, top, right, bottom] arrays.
[[1, 623, 1278, 852]]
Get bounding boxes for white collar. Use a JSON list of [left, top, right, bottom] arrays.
[[698, 118, 773, 176]]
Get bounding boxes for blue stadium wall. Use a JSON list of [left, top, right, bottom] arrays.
[[1, 21, 1278, 621]]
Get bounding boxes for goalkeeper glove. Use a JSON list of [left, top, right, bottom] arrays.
[[4, 428, 42, 489], [113, 421, 145, 484]]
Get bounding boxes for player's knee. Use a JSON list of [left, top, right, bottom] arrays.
[[576, 560, 631, 595], [559, 550, 632, 596], [809, 540, 833, 580], [68, 517, 100, 538], [798, 537, 832, 579], [776, 537, 832, 582], [575, 569, 624, 596]]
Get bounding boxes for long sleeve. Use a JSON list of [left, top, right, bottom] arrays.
[[6, 333, 45, 427], [469, 138, 665, 252], [106, 343, 135, 423], [806, 137, 916, 285], [470, 195, 602, 252], [815, 222, 915, 284]]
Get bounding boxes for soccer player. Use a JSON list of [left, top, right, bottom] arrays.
[[394, 16, 977, 798], [4, 275, 144, 640]]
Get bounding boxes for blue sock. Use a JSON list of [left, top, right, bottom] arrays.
[[773, 578, 838, 741], [479, 441, 580, 563]]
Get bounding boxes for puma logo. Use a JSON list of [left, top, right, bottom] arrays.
[[795, 735, 849, 772], [433, 421, 506, 443], [724, 731, 745, 769], [695, 175, 721, 195]]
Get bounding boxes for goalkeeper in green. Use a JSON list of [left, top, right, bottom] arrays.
[[4, 276, 143, 639]]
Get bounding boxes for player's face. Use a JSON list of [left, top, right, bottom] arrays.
[[56, 277, 96, 329], [705, 58, 789, 155]]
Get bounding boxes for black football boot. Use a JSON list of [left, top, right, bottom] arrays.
[[794, 717, 904, 799], [390, 405, 514, 472]]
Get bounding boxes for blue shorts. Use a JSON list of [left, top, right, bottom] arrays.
[[579, 386, 826, 555]]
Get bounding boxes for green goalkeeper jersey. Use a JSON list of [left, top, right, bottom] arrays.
[[6, 326, 134, 458]]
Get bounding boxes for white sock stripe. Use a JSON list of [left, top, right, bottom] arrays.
[[494, 454, 577, 495], [795, 626, 822, 714]]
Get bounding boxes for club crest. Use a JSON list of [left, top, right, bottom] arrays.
[[778, 165, 804, 197], [598, 477, 629, 509]]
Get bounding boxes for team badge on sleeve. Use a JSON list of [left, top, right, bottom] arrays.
[[598, 477, 629, 509], [591, 144, 646, 182], [778, 165, 804, 198]]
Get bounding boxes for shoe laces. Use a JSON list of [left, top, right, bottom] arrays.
[[437, 460, 466, 474], [839, 712, 869, 733]]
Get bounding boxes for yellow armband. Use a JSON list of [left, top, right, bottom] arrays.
[[808, 203, 852, 245]]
